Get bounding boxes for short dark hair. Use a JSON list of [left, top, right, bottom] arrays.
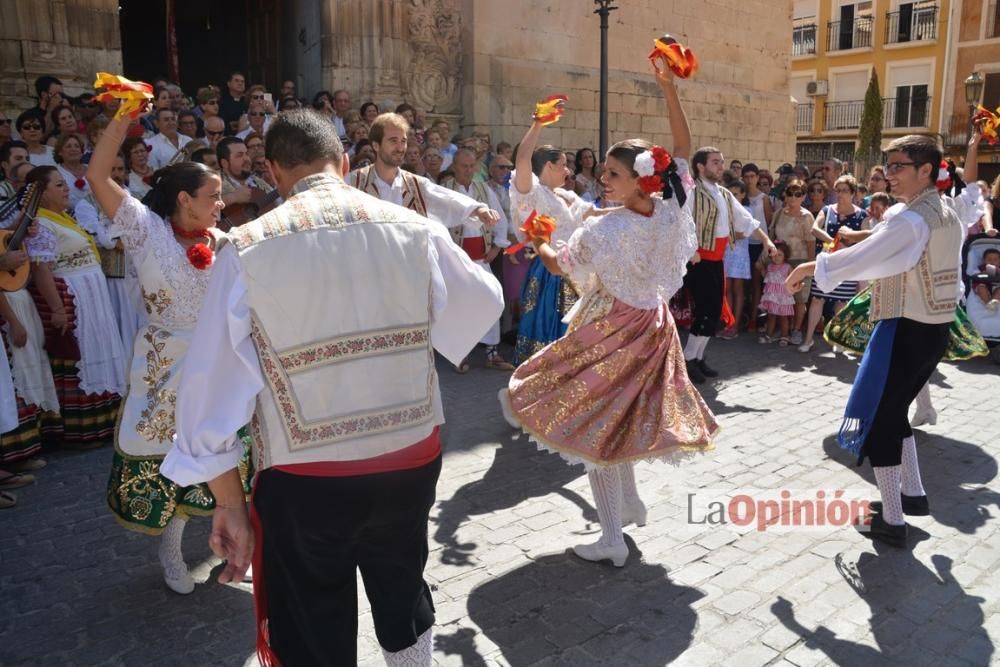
[[740, 163, 760, 176], [191, 148, 214, 165], [529, 145, 563, 177], [122, 137, 149, 171], [691, 146, 722, 179], [227, 71, 245, 82], [884, 134, 942, 187], [264, 109, 344, 168], [142, 162, 216, 219], [34, 76, 62, 98], [394, 103, 415, 115], [177, 110, 197, 123], [156, 107, 176, 120], [0, 141, 28, 170], [217, 137, 245, 164], [360, 101, 379, 117], [15, 109, 45, 133]]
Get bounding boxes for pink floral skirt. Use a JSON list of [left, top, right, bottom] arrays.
[[508, 291, 718, 466]]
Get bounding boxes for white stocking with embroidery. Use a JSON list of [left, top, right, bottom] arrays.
[[382, 627, 432, 667], [873, 465, 904, 526], [588, 466, 624, 547], [900, 436, 926, 497], [618, 462, 647, 526]]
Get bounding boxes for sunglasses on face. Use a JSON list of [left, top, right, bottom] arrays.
[[21, 123, 43, 131], [784, 190, 804, 197], [252, 94, 265, 100], [207, 130, 224, 137], [0, 119, 10, 125], [249, 112, 265, 117]]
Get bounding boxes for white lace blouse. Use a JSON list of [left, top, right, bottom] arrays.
[[509, 171, 592, 245], [558, 196, 698, 310]]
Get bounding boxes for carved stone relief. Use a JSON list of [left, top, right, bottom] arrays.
[[406, 0, 462, 115]]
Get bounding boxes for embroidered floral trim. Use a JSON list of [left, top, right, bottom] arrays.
[[279, 325, 430, 373], [134, 327, 177, 444], [250, 319, 434, 451], [142, 288, 172, 316], [56, 248, 100, 271]]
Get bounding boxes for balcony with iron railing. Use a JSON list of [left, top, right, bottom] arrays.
[[885, 3, 938, 44], [796, 103, 815, 133], [823, 97, 931, 132], [827, 16, 874, 52], [793, 17, 817, 56], [823, 100, 865, 131]]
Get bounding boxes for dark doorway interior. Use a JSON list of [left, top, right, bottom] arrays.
[[119, 0, 280, 93]]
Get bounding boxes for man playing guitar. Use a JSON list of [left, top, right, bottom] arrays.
[[218, 136, 280, 230]]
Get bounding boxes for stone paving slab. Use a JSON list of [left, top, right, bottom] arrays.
[[1, 337, 998, 666]]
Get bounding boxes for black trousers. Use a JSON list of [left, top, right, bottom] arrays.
[[861, 319, 950, 467], [684, 259, 724, 337], [253, 455, 442, 666]]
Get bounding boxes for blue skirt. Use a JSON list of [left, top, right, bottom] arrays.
[[515, 257, 577, 364]]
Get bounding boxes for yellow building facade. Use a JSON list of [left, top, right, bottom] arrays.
[[791, 0, 951, 169]]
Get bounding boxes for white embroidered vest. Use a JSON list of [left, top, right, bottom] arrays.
[[869, 190, 962, 325], [228, 174, 443, 470]]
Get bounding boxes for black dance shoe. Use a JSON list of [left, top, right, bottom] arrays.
[[685, 360, 706, 384], [869, 494, 930, 517], [856, 513, 908, 548], [698, 358, 719, 378]]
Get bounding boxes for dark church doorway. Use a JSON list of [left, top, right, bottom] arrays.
[[118, 0, 283, 94]]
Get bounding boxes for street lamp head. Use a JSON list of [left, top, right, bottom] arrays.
[[965, 71, 984, 107]]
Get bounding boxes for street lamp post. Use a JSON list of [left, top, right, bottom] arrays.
[[965, 71, 984, 137], [594, 0, 618, 157]]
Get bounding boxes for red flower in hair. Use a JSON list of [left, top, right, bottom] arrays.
[[651, 146, 672, 172], [186, 243, 214, 270], [638, 175, 664, 194], [74, 178, 86, 190]]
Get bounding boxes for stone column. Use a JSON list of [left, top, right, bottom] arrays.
[[0, 0, 121, 113]]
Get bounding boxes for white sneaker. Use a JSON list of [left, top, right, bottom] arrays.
[[497, 388, 521, 428], [162, 559, 195, 595], [621, 501, 648, 527], [910, 408, 938, 427], [797, 340, 814, 353], [573, 540, 629, 567]]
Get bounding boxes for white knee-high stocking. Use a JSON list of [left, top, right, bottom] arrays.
[[900, 436, 926, 497], [588, 466, 624, 547], [872, 466, 905, 526]]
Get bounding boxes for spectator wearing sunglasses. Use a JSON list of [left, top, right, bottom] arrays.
[[15, 110, 56, 167], [0, 111, 12, 146], [805, 178, 828, 218]]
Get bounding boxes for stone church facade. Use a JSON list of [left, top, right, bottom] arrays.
[[1, 0, 795, 166]]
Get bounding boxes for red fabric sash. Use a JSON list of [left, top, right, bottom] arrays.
[[697, 237, 735, 329], [461, 237, 487, 262]]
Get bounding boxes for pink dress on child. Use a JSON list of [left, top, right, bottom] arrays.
[[760, 262, 795, 316]]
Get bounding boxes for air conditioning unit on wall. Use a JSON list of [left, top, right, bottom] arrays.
[[806, 80, 829, 96]]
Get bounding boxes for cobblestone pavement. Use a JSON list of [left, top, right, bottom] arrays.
[[2, 336, 999, 666]]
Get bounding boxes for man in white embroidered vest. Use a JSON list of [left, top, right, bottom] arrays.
[[683, 147, 775, 384], [440, 146, 514, 371], [160, 110, 504, 665], [786, 135, 963, 549], [348, 112, 501, 231]]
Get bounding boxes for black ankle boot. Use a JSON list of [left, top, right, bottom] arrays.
[[857, 513, 908, 548], [698, 358, 718, 378], [869, 494, 930, 517], [686, 360, 706, 384]]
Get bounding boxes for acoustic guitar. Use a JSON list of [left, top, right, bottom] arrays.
[[220, 186, 281, 231], [0, 182, 43, 292]]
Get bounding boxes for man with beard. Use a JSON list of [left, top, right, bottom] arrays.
[[218, 136, 277, 229], [683, 147, 776, 383], [349, 113, 499, 233]]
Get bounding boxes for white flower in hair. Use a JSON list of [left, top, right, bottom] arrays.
[[937, 165, 949, 182], [634, 150, 656, 177]]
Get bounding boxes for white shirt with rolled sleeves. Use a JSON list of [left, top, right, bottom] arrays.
[[814, 201, 964, 301], [160, 217, 504, 487], [684, 176, 760, 239], [370, 169, 484, 230]]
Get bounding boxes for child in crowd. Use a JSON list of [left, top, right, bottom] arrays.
[[721, 179, 751, 339], [973, 248, 1000, 311], [760, 241, 795, 345]]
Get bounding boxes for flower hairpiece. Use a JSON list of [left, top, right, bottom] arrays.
[[936, 160, 952, 192], [635, 145, 673, 194]]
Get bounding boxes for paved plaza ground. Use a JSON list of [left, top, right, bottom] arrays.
[[2, 336, 999, 666]]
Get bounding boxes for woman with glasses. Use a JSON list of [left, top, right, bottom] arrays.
[[15, 110, 56, 167], [237, 101, 271, 140], [769, 178, 815, 343], [863, 166, 892, 207], [805, 178, 828, 218], [798, 174, 866, 352], [122, 137, 153, 200]]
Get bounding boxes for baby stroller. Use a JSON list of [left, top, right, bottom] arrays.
[[962, 233, 1000, 364]]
